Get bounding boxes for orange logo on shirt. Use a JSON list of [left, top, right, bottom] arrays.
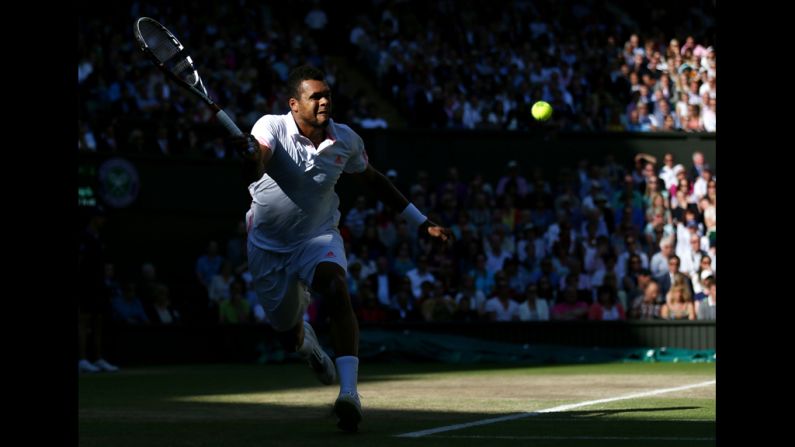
[[326, 251, 336, 258], [335, 155, 343, 164]]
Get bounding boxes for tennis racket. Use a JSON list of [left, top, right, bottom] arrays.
[[134, 17, 250, 143]]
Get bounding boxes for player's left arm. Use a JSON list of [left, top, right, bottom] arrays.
[[349, 164, 452, 242]]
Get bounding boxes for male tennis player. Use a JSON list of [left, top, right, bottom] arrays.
[[227, 65, 451, 432]]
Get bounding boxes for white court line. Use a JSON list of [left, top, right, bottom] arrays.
[[395, 379, 716, 438], [430, 435, 715, 442]]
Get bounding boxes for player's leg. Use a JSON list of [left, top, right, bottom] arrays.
[[248, 241, 335, 385], [281, 279, 336, 385], [298, 230, 361, 432], [312, 261, 362, 431], [312, 262, 358, 356]]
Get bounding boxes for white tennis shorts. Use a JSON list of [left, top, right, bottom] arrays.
[[247, 229, 347, 331]]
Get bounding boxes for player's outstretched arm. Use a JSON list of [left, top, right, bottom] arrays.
[[350, 165, 453, 242], [226, 133, 273, 179]]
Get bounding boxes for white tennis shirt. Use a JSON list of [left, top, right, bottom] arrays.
[[246, 112, 368, 252]]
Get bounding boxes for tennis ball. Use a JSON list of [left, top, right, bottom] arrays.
[[532, 101, 553, 121]]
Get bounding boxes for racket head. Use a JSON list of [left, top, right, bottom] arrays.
[[134, 17, 209, 99]]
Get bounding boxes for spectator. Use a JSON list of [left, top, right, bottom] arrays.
[[660, 284, 696, 320], [696, 277, 717, 320], [588, 286, 626, 321], [484, 273, 520, 322], [112, 283, 150, 324], [551, 285, 589, 321], [368, 256, 400, 309], [406, 255, 436, 299], [344, 195, 374, 240], [656, 255, 694, 298], [219, 279, 251, 324], [196, 240, 223, 296], [148, 284, 181, 324], [517, 283, 550, 321], [629, 280, 662, 320], [650, 236, 676, 278], [390, 277, 420, 322], [692, 259, 714, 298]]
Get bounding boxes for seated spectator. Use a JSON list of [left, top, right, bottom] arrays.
[[357, 279, 388, 322], [656, 255, 694, 298], [346, 261, 364, 301], [650, 236, 675, 278], [391, 242, 416, 277], [559, 257, 592, 303], [691, 256, 714, 297], [696, 277, 716, 320], [588, 286, 626, 321], [679, 232, 709, 276], [484, 273, 520, 321], [219, 279, 251, 324], [453, 293, 480, 322], [389, 277, 421, 322], [406, 255, 436, 299], [196, 240, 223, 295], [660, 284, 696, 320], [551, 286, 589, 321], [368, 255, 400, 308], [629, 280, 662, 320], [601, 272, 629, 310], [517, 283, 550, 321], [112, 282, 149, 324], [208, 261, 235, 304], [455, 274, 487, 317], [148, 283, 181, 324], [421, 281, 456, 322], [536, 275, 557, 303]]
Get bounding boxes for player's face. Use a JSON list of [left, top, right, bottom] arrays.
[[293, 80, 332, 128]]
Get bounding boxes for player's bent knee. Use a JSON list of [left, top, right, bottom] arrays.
[[264, 278, 310, 332]]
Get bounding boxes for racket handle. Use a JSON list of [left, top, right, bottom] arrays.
[[216, 110, 243, 136]]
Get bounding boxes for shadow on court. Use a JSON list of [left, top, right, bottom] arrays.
[[79, 363, 715, 447]]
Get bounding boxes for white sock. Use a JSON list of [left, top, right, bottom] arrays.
[[335, 356, 359, 394]]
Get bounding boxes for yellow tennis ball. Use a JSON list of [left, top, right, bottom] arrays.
[[532, 101, 553, 121]]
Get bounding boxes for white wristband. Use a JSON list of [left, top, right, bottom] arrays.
[[401, 203, 427, 227]]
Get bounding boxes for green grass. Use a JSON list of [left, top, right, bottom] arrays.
[[79, 362, 715, 446]]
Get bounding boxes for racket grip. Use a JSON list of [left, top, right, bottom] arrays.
[[216, 110, 243, 136]]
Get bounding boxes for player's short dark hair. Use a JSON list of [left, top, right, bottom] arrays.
[[287, 65, 326, 100]]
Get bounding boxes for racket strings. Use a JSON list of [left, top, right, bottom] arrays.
[[138, 21, 180, 63], [169, 57, 199, 86], [138, 20, 199, 87]]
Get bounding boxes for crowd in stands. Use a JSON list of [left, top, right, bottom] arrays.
[[347, 0, 716, 132], [84, 147, 716, 331], [78, 0, 716, 159], [188, 149, 717, 325], [78, 1, 367, 158]]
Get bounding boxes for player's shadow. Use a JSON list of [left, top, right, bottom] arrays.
[[553, 406, 700, 417], [79, 399, 715, 446]]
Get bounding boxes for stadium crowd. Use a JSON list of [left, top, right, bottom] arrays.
[[78, 0, 716, 158], [91, 148, 716, 328]]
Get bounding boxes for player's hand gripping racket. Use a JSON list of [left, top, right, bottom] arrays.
[[134, 17, 258, 155]]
